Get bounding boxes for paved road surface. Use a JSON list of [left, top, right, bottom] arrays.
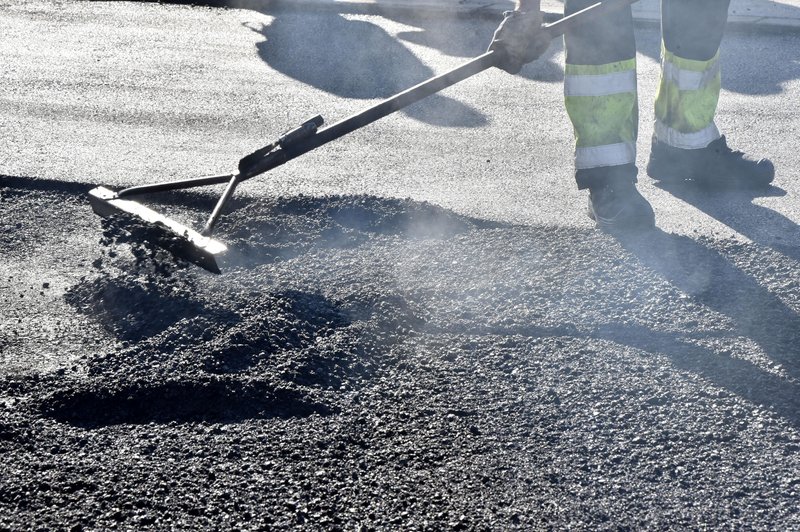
[[1, 2, 798, 529]]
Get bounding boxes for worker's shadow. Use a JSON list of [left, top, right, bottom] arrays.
[[379, 11, 565, 82], [250, 13, 488, 127], [656, 180, 800, 264], [611, 228, 800, 425]]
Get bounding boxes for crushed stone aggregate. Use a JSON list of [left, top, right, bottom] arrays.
[[1, 181, 799, 530]]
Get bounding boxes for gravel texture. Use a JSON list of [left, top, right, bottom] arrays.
[[1, 179, 799, 530], [2, 2, 800, 528]]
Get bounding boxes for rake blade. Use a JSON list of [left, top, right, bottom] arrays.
[[88, 186, 227, 274]]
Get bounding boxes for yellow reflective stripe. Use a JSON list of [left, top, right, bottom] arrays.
[[575, 142, 636, 169], [655, 41, 722, 137], [662, 60, 720, 91], [654, 120, 720, 150], [565, 69, 637, 97]]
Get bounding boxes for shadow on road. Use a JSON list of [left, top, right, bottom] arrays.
[[453, 314, 800, 428], [613, 228, 800, 426], [656, 180, 800, 263], [0, 174, 93, 195], [249, 12, 488, 127], [378, 10, 566, 83], [381, 10, 493, 59]]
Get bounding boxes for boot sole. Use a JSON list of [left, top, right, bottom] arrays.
[[647, 160, 775, 190]]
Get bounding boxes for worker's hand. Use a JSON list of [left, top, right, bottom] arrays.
[[488, 10, 551, 74]]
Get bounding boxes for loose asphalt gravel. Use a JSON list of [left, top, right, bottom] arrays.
[[2, 1, 800, 530], [1, 176, 799, 530]]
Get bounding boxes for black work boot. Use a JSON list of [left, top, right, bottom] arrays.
[[577, 164, 655, 231], [646, 135, 774, 189]]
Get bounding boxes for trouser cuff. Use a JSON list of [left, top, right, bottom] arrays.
[[575, 163, 639, 190]]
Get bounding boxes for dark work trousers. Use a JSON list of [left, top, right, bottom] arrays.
[[564, 0, 731, 66]]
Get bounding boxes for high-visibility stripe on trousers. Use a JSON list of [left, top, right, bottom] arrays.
[[654, 44, 722, 150], [565, 59, 638, 170]]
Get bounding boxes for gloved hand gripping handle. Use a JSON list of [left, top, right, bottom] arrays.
[[490, 0, 639, 73]]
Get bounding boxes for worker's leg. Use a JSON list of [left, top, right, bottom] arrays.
[[647, 0, 774, 188], [564, 0, 654, 229], [654, 0, 729, 149]]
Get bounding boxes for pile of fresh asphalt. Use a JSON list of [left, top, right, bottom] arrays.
[[1, 183, 799, 530]]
